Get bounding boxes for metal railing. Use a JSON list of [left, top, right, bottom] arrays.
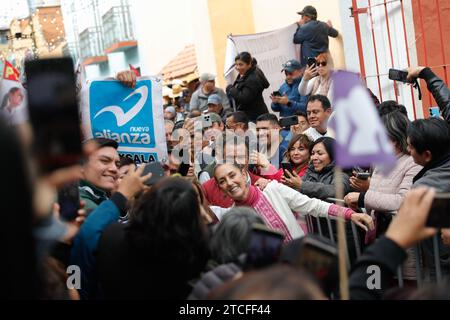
[[305, 205, 448, 290], [102, 2, 134, 50]]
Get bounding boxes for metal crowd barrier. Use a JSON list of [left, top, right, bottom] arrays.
[[304, 205, 447, 289]]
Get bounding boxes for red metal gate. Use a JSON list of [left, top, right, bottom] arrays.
[[351, 0, 449, 119]]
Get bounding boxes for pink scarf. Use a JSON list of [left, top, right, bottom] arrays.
[[236, 185, 293, 242], [311, 74, 332, 97]]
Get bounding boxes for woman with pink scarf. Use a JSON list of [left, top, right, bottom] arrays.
[[298, 53, 334, 105], [214, 163, 374, 242]]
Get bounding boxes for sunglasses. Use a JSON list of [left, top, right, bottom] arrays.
[[317, 61, 327, 67]]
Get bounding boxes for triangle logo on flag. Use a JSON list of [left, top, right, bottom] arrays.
[[329, 70, 396, 173], [3, 61, 20, 82]]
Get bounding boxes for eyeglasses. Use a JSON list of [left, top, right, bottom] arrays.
[[317, 61, 327, 67]]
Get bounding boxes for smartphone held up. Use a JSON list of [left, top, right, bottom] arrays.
[[429, 106, 440, 119], [57, 182, 80, 221], [141, 162, 165, 186], [388, 68, 411, 83], [25, 57, 83, 173], [279, 115, 298, 128], [307, 57, 317, 68]]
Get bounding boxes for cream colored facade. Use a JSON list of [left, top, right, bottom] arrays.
[[131, 0, 345, 88], [130, 0, 194, 76], [191, 0, 346, 88]]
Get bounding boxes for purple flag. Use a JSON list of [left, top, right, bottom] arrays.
[[329, 71, 396, 172]]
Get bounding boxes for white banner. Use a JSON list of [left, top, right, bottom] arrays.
[[224, 24, 300, 110], [80, 76, 168, 164]]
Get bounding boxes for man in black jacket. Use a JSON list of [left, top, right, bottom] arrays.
[[349, 188, 437, 300], [407, 66, 450, 125], [293, 5, 339, 67]]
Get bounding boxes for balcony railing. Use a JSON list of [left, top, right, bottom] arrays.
[[102, 4, 135, 52], [79, 26, 104, 59]]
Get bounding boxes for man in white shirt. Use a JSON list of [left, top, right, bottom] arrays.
[[303, 94, 333, 141]]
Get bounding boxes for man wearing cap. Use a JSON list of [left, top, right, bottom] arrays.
[[293, 5, 339, 67], [206, 93, 226, 118], [79, 138, 121, 214], [270, 59, 309, 117], [190, 72, 230, 112], [164, 106, 177, 121]]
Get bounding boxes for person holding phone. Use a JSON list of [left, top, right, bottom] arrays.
[[406, 66, 449, 125], [407, 117, 450, 278], [291, 111, 310, 135], [280, 134, 312, 188], [287, 137, 351, 200], [299, 53, 334, 105], [349, 187, 439, 300], [344, 111, 422, 253], [270, 59, 308, 117]]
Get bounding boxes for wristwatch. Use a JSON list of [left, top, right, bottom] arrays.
[[287, 101, 292, 107]]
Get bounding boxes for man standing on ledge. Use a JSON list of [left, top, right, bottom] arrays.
[[293, 5, 339, 67]]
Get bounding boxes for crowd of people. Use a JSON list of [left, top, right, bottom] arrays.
[[1, 5, 450, 301]]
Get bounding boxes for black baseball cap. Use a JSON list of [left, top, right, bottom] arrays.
[[297, 5, 317, 19]]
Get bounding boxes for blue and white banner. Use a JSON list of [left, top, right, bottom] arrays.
[[81, 77, 167, 164]]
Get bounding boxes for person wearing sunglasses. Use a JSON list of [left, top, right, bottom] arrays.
[[298, 53, 334, 106]]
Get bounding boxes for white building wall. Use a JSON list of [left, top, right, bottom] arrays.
[[340, 0, 421, 119], [129, 0, 194, 76], [251, 0, 346, 69]]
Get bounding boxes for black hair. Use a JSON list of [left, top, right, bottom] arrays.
[[229, 111, 249, 125], [311, 137, 335, 162], [381, 111, 410, 154], [256, 113, 280, 127], [407, 118, 450, 160], [126, 177, 209, 276], [235, 51, 257, 67], [294, 110, 308, 121], [85, 137, 119, 150], [378, 100, 408, 117], [119, 156, 135, 168], [307, 94, 331, 111]]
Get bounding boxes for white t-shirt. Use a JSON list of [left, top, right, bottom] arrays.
[[303, 127, 331, 142]]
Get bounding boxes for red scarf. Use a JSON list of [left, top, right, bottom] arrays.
[[294, 164, 308, 177], [236, 185, 293, 242]]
